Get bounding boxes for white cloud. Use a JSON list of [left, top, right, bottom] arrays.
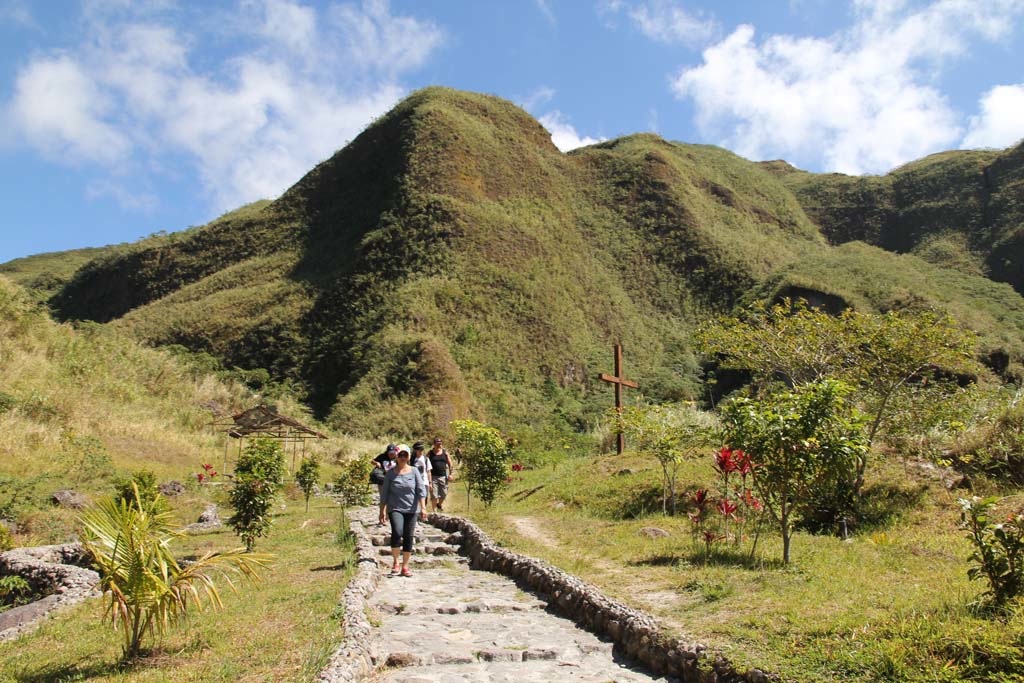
[[963, 84, 1024, 149], [628, 0, 716, 47], [539, 111, 606, 151], [328, 0, 444, 77], [600, 0, 716, 47], [0, 0, 37, 29], [672, 0, 1024, 174], [9, 55, 131, 164], [520, 86, 556, 112], [535, 0, 556, 26], [3, 0, 444, 212]]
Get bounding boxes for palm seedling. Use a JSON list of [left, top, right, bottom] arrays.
[[79, 485, 271, 659]]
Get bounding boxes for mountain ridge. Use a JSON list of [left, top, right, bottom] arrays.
[[8, 86, 1024, 440]]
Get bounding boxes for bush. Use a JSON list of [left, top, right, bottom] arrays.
[[334, 457, 373, 507], [227, 438, 285, 551], [452, 419, 514, 507], [959, 496, 1024, 606], [295, 456, 320, 512], [113, 470, 161, 511], [0, 524, 13, 552], [79, 492, 269, 658]]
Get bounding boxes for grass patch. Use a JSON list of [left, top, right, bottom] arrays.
[[443, 451, 1024, 682], [0, 492, 355, 682]]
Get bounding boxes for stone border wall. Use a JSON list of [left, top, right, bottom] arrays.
[[0, 543, 99, 642], [428, 513, 770, 683], [317, 517, 381, 683]]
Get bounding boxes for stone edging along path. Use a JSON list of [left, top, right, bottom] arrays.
[[318, 509, 770, 683], [0, 544, 99, 642]]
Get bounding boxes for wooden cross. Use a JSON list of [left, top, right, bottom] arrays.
[[600, 343, 638, 454]]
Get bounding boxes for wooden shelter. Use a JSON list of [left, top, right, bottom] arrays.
[[213, 404, 326, 473]]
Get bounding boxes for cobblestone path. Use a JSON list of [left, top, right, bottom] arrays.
[[350, 509, 669, 683]]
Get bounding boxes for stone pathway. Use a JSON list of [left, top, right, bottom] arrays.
[[349, 509, 671, 683]]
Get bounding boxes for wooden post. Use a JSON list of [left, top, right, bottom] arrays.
[[599, 343, 639, 454]]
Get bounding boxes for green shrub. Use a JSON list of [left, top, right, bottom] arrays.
[[227, 438, 285, 551], [452, 419, 514, 507], [113, 470, 160, 511], [295, 456, 320, 512], [334, 457, 373, 507], [0, 524, 14, 552], [80, 491, 269, 658], [959, 496, 1024, 606]]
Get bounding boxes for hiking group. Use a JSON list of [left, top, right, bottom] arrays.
[[372, 438, 456, 577]]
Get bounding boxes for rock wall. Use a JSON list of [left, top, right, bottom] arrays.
[[0, 543, 98, 642], [316, 515, 381, 683]]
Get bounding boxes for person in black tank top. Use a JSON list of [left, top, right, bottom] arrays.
[[427, 437, 454, 511]]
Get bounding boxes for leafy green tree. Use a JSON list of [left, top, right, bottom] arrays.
[[698, 300, 979, 494], [720, 380, 868, 564], [79, 485, 269, 659], [295, 456, 320, 512], [334, 456, 374, 507], [452, 419, 513, 507], [228, 438, 286, 551], [614, 404, 712, 514]]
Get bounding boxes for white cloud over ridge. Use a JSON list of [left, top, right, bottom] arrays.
[[3, 0, 444, 211], [672, 0, 1024, 174], [539, 111, 606, 151], [963, 84, 1024, 149]]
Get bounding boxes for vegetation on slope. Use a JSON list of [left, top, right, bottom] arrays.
[[772, 142, 1024, 293], [12, 87, 1024, 444]]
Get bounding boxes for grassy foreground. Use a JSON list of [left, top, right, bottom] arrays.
[[0, 489, 355, 683], [444, 453, 1024, 683]]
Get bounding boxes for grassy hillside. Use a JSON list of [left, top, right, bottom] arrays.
[[771, 142, 1024, 293], [0, 246, 115, 301], [18, 87, 1024, 440], [0, 275, 348, 545]]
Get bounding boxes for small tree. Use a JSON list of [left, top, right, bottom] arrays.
[[295, 456, 320, 512], [228, 437, 286, 551], [334, 456, 374, 507], [80, 485, 269, 659], [614, 404, 711, 515], [720, 380, 867, 564], [698, 300, 979, 498], [452, 419, 513, 506]]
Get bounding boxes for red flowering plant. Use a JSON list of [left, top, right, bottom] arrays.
[[195, 463, 218, 484]]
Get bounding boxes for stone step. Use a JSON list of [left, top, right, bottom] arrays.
[[374, 555, 468, 569], [375, 545, 458, 557], [373, 596, 548, 616], [366, 656, 668, 683]]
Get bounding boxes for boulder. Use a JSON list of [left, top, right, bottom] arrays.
[[158, 480, 186, 496], [50, 490, 86, 509], [638, 527, 670, 539]]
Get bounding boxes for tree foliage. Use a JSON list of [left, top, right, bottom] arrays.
[[451, 419, 513, 507], [720, 380, 868, 564], [79, 485, 269, 658], [227, 438, 286, 551], [294, 456, 320, 512], [698, 299, 980, 492], [614, 404, 712, 514]]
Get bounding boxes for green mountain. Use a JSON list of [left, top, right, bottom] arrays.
[[18, 87, 1024, 439], [764, 141, 1024, 292]]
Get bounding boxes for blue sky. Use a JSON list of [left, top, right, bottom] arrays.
[[2, 0, 1023, 264]]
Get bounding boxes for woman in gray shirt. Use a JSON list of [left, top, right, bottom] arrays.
[[378, 444, 428, 577]]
